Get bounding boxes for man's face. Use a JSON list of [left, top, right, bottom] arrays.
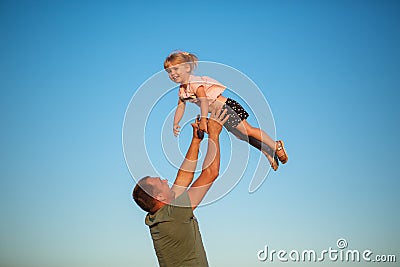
[[147, 177, 174, 202]]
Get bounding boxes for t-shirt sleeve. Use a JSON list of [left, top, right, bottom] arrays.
[[187, 75, 209, 95], [189, 81, 203, 95]]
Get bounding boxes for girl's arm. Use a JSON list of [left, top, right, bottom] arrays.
[[173, 98, 186, 136], [196, 86, 209, 133]]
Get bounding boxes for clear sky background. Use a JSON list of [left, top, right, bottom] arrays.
[[1, 0, 399, 266]]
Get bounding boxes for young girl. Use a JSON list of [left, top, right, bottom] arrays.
[[164, 51, 288, 171]]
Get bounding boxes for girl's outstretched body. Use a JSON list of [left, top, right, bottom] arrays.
[[165, 51, 288, 171]]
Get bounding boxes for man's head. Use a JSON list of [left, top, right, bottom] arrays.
[[133, 176, 175, 213]]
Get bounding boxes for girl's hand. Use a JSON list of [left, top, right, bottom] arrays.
[[199, 118, 208, 133], [173, 124, 181, 137]]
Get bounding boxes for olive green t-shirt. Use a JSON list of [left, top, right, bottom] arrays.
[[145, 191, 208, 267]]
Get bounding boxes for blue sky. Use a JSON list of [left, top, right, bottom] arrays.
[[1, 0, 399, 266]]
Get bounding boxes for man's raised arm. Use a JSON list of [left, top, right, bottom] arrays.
[[171, 120, 203, 197], [188, 108, 228, 210]]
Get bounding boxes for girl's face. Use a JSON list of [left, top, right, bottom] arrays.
[[165, 62, 191, 84]]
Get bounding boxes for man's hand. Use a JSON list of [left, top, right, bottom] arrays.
[[191, 119, 204, 141], [199, 118, 208, 133], [207, 107, 229, 136]]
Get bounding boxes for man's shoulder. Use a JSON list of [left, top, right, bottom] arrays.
[[145, 191, 193, 227]]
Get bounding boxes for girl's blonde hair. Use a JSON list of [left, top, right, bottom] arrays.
[[164, 51, 198, 72]]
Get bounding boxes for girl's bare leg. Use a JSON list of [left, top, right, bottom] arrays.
[[228, 127, 278, 170], [235, 120, 277, 152]]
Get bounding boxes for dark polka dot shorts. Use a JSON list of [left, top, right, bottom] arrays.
[[223, 98, 249, 130]]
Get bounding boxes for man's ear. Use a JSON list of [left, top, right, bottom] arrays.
[[155, 193, 165, 202]]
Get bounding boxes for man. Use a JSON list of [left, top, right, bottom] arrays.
[[133, 108, 229, 267]]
